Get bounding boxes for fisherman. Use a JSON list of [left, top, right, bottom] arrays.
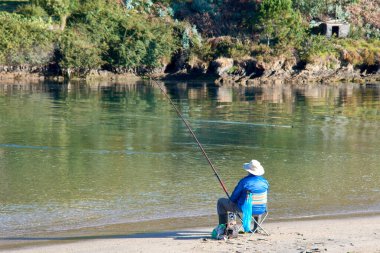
[[217, 159, 269, 226]]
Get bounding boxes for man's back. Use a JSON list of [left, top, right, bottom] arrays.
[[230, 174, 269, 214]]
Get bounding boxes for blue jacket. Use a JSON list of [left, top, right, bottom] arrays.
[[230, 174, 269, 215]]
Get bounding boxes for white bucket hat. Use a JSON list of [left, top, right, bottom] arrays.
[[243, 160, 265, 176]]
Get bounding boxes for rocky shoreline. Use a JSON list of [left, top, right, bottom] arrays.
[[208, 56, 380, 86], [1, 56, 379, 85]]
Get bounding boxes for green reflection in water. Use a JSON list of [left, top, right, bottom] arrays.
[[0, 81, 379, 236]]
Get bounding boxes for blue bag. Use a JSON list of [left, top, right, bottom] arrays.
[[241, 192, 252, 232]]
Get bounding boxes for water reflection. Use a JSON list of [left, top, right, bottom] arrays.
[[0, 81, 379, 236], [1, 81, 378, 109]]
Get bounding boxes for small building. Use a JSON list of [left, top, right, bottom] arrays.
[[319, 20, 351, 38]]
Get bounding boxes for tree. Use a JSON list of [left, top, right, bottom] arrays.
[[292, 0, 357, 20], [292, 0, 326, 19], [59, 26, 104, 76], [257, 0, 306, 47], [0, 12, 55, 65], [30, 0, 78, 30]]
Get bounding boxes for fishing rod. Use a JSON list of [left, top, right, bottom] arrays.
[[150, 79, 232, 199]]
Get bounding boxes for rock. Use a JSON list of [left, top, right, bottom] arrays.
[[234, 57, 257, 76], [253, 56, 297, 79], [284, 57, 297, 72], [238, 77, 248, 86], [210, 57, 234, 76], [214, 77, 223, 85], [188, 57, 208, 74], [165, 49, 190, 73]]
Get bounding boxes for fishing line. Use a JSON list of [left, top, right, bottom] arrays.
[[150, 79, 232, 199]]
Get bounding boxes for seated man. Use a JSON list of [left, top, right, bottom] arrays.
[[217, 159, 269, 225]]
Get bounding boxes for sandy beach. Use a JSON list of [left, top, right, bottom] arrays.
[[1, 214, 380, 253]]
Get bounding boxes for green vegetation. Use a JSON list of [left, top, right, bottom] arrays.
[[58, 1, 179, 75], [0, 0, 379, 77], [293, 0, 355, 20], [0, 0, 186, 76], [258, 0, 306, 47], [0, 12, 55, 65], [338, 39, 380, 66], [29, 0, 78, 30]]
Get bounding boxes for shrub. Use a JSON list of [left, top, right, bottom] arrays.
[[292, 0, 326, 19], [110, 14, 179, 69], [29, 0, 78, 30], [298, 35, 338, 63], [58, 27, 104, 73], [258, 0, 307, 47], [338, 39, 380, 66], [0, 12, 55, 65], [16, 4, 49, 19], [293, 0, 355, 20], [60, 2, 179, 71]]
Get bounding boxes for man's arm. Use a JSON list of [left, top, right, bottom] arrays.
[[230, 179, 243, 203]]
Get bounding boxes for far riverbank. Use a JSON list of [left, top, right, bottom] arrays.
[[1, 1, 379, 88]]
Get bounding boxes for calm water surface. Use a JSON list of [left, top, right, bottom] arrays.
[[0, 81, 379, 237]]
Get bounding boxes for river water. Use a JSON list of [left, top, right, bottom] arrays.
[[0, 80, 379, 237]]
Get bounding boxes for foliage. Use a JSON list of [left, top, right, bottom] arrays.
[[1, 0, 379, 76], [297, 36, 380, 67], [364, 25, 380, 40], [298, 35, 338, 63], [57, 1, 179, 72], [349, 25, 380, 40], [59, 26, 104, 72], [208, 37, 253, 59], [179, 24, 202, 49], [330, 4, 350, 21], [346, 0, 380, 38], [189, 42, 214, 63], [258, 0, 307, 47], [292, 0, 326, 19], [29, 0, 79, 30], [124, 0, 174, 18], [292, 0, 356, 20], [337, 39, 380, 66], [112, 14, 178, 69], [125, 0, 153, 11], [168, 22, 210, 66], [0, 12, 55, 65], [30, 0, 77, 17], [16, 4, 49, 19], [191, 36, 277, 62]]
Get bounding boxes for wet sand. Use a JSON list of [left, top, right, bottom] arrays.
[[1, 215, 380, 253]]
